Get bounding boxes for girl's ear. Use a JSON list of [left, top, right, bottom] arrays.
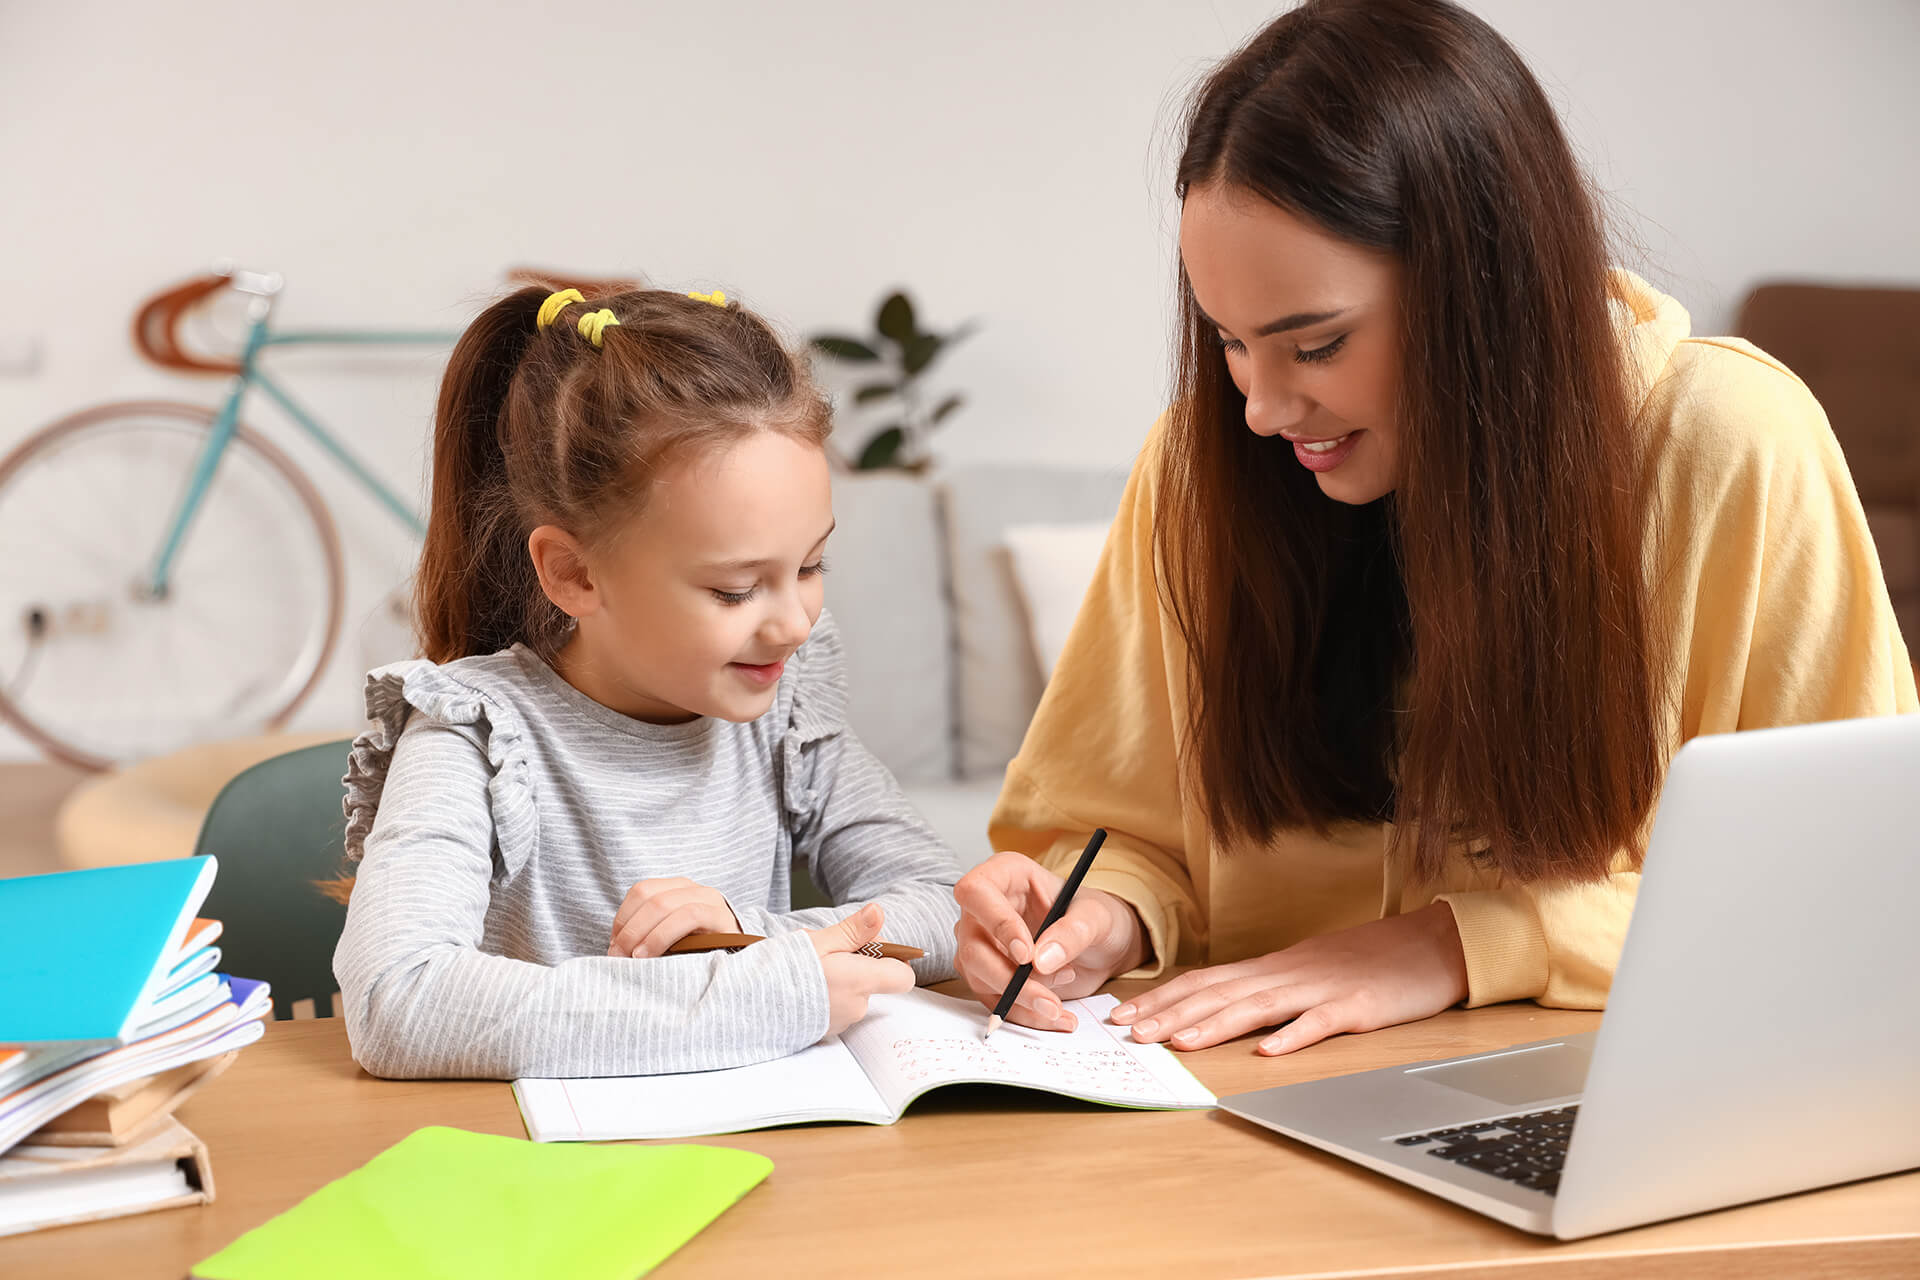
[[528, 525, 598, 619]]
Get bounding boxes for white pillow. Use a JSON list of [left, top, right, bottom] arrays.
[[1001, 521, 1112, 680]]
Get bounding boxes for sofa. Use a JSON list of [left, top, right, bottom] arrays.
[[823, 462, 1132, 868], [1736, 283, 1920, 648]]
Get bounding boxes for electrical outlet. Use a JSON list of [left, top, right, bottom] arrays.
[[0, 334, 44, 377]]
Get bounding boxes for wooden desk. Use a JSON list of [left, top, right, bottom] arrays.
[[4, 985, 1915, 1279]]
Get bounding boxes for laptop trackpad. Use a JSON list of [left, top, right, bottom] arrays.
[[1409, 1042, 1592, 1106]]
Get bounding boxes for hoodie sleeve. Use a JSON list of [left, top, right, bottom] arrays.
[[987, 416, 1205, 976]]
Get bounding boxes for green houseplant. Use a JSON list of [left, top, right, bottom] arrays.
[[810, 291, 973, 471]]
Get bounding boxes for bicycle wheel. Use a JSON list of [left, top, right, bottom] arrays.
[[0, 401, 345, 770]]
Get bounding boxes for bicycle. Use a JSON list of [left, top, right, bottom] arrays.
[[0, 266, 456, 770]]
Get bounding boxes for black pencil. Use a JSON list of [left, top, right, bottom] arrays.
[[983, 827, 1107, 1039]]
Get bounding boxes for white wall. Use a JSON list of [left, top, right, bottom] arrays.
[[2, 0, 1916, 757]]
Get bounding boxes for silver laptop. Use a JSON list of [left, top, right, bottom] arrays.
[[1220, 712, 1920, 1239]]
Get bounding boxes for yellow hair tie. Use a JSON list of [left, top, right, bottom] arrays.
[[688, 290, 728, 308], [576, 308, 620, 348], [536, 288, 584, 331]]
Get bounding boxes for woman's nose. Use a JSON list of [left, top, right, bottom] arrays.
[[1243, 372, 1311, 437]]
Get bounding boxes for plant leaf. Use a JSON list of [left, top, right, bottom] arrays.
[[811, 335, 881, 362], [853, 382, 898, 405], [875, 293, 916, 343], [930, 393, 965, 424], [856, 425, 907, 470], [902, 333, 943, 375]]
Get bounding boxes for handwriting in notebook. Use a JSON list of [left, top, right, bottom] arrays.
[[888, 1036, 1163, 1095]]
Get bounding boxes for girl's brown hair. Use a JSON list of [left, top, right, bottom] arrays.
[[416, 284, 831, 663], [320, 285, 828, 905], [1159, 0, 1665, 884]]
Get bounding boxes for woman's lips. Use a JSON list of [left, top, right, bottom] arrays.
[[1290, 430, 1361, 473]]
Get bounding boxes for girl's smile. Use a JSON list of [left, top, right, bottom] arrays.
[[729, 658, 787, 687]]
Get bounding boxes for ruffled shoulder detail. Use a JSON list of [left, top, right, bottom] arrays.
[[778, 610, 852, 823], [341, 655, 538, 879]]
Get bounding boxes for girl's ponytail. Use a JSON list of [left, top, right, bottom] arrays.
[[414, 287, 552, 662]]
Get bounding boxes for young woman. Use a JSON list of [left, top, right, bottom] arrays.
[[952, 0, 1915, 1055]]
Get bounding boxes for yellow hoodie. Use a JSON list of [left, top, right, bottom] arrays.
[[988, 273, 1917, 1009]]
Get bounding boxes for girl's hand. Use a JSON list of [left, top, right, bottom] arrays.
[[1109, 903, 1470, 1055], [608, 877, 741, 958], [953, 850, 1147, 1033], [808, 903, 915, 1038]]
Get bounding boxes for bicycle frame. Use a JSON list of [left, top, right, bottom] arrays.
[[145, 299, 454, 597]]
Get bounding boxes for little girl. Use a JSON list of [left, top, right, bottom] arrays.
[[332, 284, 963, 1080]]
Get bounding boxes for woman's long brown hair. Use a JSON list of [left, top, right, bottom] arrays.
[[1160, 0, 1665, 885]]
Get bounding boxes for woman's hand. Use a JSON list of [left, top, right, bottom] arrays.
[[607, 877, 741, 958], [809, 903, 916, 1038], [1109, 902, 1469, 1054], [953, 850, 1148, 1032]]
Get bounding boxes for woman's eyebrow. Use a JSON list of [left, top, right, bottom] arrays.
[[1196, 304, 1349, 336]]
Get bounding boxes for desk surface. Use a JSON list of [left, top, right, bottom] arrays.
[[3, 983, 1915, 1279]]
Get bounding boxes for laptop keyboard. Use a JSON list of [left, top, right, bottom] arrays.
[[1392, 1105, 1578, 1195]]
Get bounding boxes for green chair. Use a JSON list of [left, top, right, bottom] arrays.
[[792, 858, 831, 911], [191, 738, 354, 1020]]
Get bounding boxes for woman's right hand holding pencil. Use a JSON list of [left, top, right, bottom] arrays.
[[808, 903, 916, 1038], [953, 851, 1147, 1032]]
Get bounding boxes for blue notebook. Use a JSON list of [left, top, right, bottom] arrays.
[[0, 857, 219, 1047]]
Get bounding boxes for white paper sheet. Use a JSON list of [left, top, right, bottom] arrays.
[[515, 1036, 889, 1141]]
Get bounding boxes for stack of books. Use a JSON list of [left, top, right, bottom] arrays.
[[0, 858, 273, 1237]]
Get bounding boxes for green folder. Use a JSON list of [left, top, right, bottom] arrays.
[[192, 1126, 772, 1280]]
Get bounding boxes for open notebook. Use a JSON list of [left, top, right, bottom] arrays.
[[515, 989, 1216, 1142]]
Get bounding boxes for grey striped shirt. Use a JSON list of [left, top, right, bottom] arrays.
[[332, 611, 961, 1080]]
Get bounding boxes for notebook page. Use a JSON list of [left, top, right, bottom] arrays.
[[842, 989, 1215, 1115], [514, 1037, 890, 1142]]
